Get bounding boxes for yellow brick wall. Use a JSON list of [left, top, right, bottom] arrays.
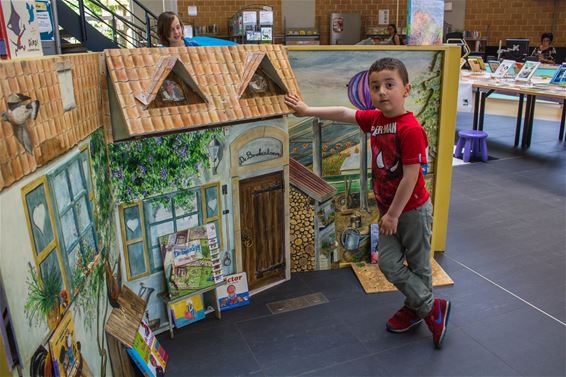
[[176, 0, 282, 38], [175, 1, 565, 47], [465, 0, 566, 47], [316, 0, 408, 45]]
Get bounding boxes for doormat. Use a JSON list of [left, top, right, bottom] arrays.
[[351, 259, 454, 294], [266, 292, 329, 315]]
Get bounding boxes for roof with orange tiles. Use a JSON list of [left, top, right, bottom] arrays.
[[289, 158, 337, 203], [0, 54, 102, 192], [105, 44, 300, 141]]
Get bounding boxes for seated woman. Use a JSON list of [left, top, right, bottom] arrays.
[[531, 32, 557, 64], [156, 11, 236, 47], [157, 11, 187, 47], [379, 24, 402, 45]]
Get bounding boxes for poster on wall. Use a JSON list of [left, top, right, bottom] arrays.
[[49, 312, 81, 377], [216, 272, 250, 311], [0, 0, 43, 59], [406, 0, 443, 45], [160, 223, 224, 299], [127, 319, 168, 377]]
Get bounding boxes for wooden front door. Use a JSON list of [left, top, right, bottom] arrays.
[[239, 171, 286, 290]]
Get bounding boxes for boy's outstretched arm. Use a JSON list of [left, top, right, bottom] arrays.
[[284, 94, 357, 124]]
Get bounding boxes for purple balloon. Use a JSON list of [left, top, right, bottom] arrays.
[[348, 70, 374, 110]]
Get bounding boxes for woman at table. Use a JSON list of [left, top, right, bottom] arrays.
[[530, 32, 557, 64]]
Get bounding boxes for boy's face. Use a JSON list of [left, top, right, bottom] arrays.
[[368, 69, 410, 117]]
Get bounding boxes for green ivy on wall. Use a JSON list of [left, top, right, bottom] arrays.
[[90, 129, 114, 254], [108, 129, 222, 208]]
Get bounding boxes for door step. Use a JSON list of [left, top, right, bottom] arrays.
[[266, 292, 328, 315]]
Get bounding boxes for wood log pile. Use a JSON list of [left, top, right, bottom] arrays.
[[290, 187, 315, 272]]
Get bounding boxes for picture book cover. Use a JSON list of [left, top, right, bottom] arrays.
[[487, 60, 500, 73], [49, 312, 80, 377], [468, 56, 485, 71], [492, 59, 515, 78], [160, 223, 224, 299], [550, 63, 566, 85], [170, 294, 206, 328], [407, 0, 444, 45], [515, 61, 540, 82], [127, 319, 167, 377], [216, 272, 250, 311]]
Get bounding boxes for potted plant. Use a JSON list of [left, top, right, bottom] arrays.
[[24, 262, 62, 330]]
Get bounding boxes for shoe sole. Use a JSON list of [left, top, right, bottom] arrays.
[[435, 300, 451, 349], [386, 319, 423, 333]]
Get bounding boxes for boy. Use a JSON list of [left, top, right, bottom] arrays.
[[284, 58, 451, 349]]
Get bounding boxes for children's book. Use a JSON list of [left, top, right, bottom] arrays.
[[487, 60, 500, 73], [515, 61, 540, 82], [49, 312, 80, 377], [216, 272, 250, 311], [468, 56, 485, 71], [492, 59, 515, 78], [127, 319, 167, 377], [161, 223, 224, 299], [170, 294, 206, 328], [550, 63, 566, 86]]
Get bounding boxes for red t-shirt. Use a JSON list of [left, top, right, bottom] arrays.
[[355, 109, 430, 214]]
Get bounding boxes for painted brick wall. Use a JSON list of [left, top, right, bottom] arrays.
[[464, 0, 566, 47], [176, 0, 282, 38]]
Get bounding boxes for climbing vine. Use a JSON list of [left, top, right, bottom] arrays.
[[108, 129, 222, 208]]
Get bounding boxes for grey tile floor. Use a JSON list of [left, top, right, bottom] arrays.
[[158, 112, 566, 376]]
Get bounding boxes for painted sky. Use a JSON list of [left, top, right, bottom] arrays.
[[288, 50, 438, 127]]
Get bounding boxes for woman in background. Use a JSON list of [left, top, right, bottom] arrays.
[[382, 24, 401, 45], [531, 32, 556, 64]]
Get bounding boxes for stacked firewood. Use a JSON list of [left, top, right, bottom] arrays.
[[290, 187, 315, 272]]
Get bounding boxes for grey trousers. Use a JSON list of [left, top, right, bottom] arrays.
[[378, 199, 434, 318]]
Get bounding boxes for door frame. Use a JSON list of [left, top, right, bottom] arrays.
[[230, 126, 290, 290]]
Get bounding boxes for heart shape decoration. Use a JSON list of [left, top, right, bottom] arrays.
[[126, 218, 139, 233], [32, 203, 46, 233]]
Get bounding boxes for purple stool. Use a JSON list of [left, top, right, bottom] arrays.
[[454, 130, 488, 162]]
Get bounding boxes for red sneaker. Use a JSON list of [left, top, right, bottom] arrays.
[[425, 298, 451, 349], [386, 306, 423, 333]]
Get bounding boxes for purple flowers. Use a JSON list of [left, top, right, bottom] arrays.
[[160, 168, 167, 179], [155, 137, 162, 145], [138, 165, 146, 174], [180, 146, 187, 158], [112, 169, 123, 179]]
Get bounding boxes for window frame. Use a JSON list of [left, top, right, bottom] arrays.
[[201, 182, 223, 250], [143, 188, 202, 274], [21, 176, 68, 292], [46, 151, 98, 289], [119, 202, 150, 281]]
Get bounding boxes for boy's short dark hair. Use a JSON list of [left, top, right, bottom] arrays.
[[368, 58, 409, 85], [541, 32, 553, 43]]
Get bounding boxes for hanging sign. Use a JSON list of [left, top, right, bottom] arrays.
[[238, 137, 282, 166]]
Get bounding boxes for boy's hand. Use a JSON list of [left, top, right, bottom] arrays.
[[379, 213, 398, 236], [284, 94, 310, 117]]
